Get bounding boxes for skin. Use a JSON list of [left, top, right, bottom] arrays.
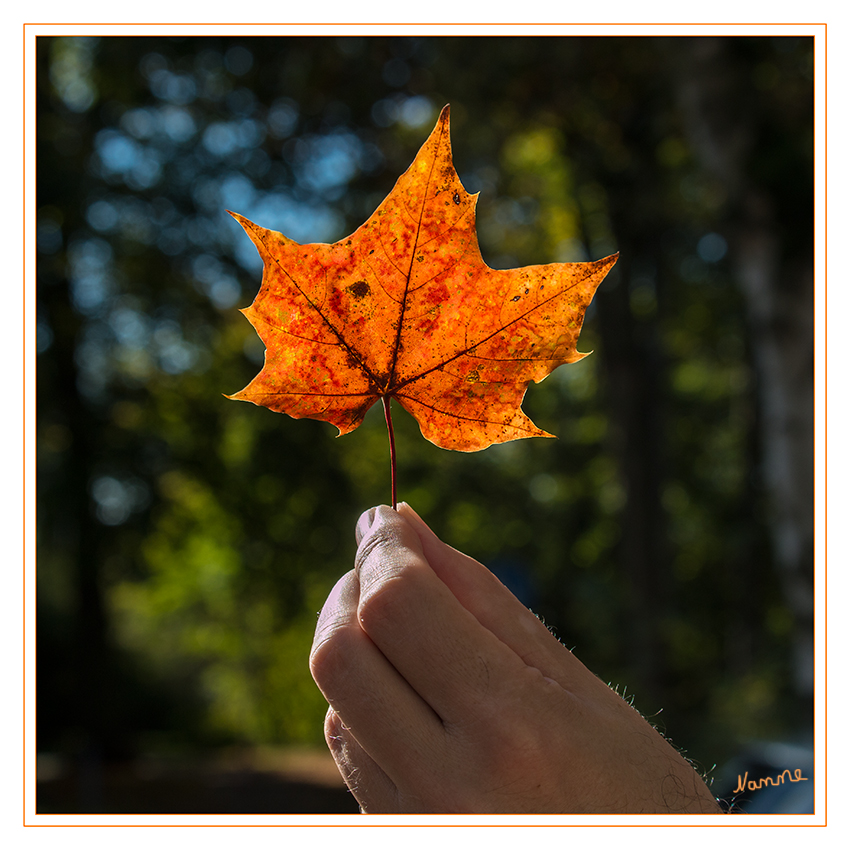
[[310, 503, 722, 814]]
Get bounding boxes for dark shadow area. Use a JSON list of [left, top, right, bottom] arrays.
[[37, 749, 360, 814]]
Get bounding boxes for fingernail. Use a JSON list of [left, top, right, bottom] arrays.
[[355, 507, 378, 545]]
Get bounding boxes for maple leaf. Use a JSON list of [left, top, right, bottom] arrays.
[[227, 105, 616, 500]]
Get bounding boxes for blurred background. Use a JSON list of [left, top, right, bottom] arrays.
[[36, 34, 814, 814]]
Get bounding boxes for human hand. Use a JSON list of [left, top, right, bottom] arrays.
[[310, 504, 721, 814]]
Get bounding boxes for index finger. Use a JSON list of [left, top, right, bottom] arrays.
[[310, 568, 447, 783]]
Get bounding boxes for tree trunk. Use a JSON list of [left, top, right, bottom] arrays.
[[676, 37, 815, 702]]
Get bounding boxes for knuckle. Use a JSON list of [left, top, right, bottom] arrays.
[[448, 676, 558, 785], [323, 708, 346, 752], [309, 623, 357, 693], [357, 571, 405, 624]]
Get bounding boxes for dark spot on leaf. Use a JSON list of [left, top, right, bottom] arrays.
[[511, 295, 521, 302], [453, 192, 461, 205], [348, 280, 370, 299]]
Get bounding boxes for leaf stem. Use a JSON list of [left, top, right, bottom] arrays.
[[382, 395, 398, 510]]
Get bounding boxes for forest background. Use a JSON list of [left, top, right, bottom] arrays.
[[35, 33, 815, 813]]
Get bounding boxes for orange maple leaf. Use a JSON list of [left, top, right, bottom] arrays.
[[228, 105, 616, 463]]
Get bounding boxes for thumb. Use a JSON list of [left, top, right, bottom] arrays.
[[395, 502, 580, 685]]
